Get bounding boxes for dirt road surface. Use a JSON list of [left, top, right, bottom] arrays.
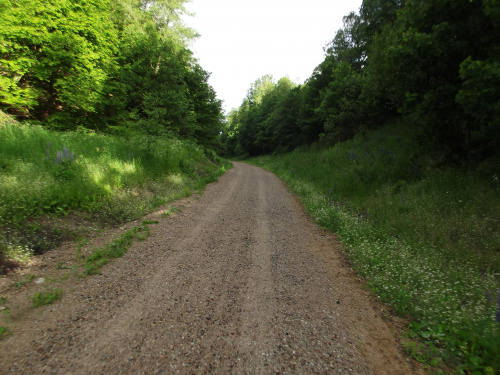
[[0, 162, 424, 374]]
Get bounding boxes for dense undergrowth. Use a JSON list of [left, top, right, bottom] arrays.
[[0, 122, 230, 269], [248, 121, 500, 374]]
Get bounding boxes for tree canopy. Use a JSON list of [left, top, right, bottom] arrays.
[[0, 0, 224, 149], [223, 0, 500, 163]]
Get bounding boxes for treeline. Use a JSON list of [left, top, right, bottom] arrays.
[[223, 0, 500, 163], [0, 0, 224, 149]]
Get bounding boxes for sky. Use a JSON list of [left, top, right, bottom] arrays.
[[183, 0, 363, 114]]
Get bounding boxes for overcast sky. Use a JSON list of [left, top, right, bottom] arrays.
[[182, 0, 363, 114]]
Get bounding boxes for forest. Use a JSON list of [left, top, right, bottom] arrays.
[[0, 0, 224, 150], [222, 0, 499, 165]]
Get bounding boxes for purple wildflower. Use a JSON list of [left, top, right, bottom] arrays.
[[486, 290, 493, 302], [496, 288, 500, 323], [53, 146, 75, 164]]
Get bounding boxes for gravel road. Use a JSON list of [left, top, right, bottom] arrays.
[[0, 162, 423, 374]]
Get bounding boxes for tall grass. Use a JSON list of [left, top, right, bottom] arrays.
[[0, 122, 228, 262], [249, 121, 500, 373]]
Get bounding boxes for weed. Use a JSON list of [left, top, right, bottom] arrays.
[[161, 207, 176, 217], [0, 326, 9, 338], [55, 262, 72, 270], [142, 220, 159, 225], [75, 237, 90, 263], [11, 274, 35, 289], [84, 221, 153, 275], [31, 289, 63, 307], [0, 297, 7, 305]]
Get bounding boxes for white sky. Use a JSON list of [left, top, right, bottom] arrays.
[[183, 0, 363, 114]]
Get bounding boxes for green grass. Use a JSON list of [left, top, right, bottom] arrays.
[[0, 326, 9, 339], [11, 274, 35, 289], [248, 121, 500, 374], [83, 221, 156, 275], [31, 289, 63, 308], [0, 121, 230, 264]]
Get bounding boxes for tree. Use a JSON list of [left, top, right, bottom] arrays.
[[365, 0, 498, 160], [317, 62, 364, 143], [221, 108, 241, 156], [185, 64, 224, 150], [0, 0, 118, 124]]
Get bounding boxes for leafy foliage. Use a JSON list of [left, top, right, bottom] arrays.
[[0, 0, 224, 149], [0, 0, 118, 118], [223, 0, 500, 164]]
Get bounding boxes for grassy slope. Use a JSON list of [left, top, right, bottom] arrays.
[[248, 121, 500, 374], [0, 122, 230, 266]]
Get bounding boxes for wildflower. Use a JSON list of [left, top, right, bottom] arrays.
[[496, 288, 500, 323], [486, 290, 494, 302]]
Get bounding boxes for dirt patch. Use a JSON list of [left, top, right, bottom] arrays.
[[0, 162, 425, 374]]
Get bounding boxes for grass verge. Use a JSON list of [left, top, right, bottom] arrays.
[[248, 121, 500, 374], [0, 121, 230, 267]]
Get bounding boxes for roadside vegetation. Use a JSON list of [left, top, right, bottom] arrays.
[[0, 121, 230, 272], [0, 0, 230, 271], [248, 121, 500, 373]]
